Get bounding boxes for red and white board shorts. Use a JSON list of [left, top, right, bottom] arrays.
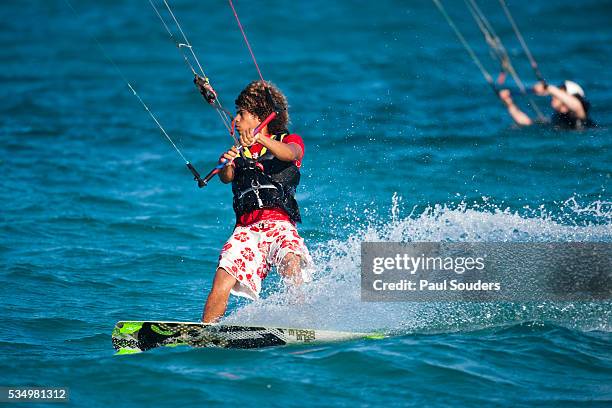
[[217, 220, 312, 300]]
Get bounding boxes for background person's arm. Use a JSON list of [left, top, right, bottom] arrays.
[[547, 85, 586, 119], [499, 89, 533, 126]]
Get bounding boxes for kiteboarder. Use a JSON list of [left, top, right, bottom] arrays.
[[499, 81, 596, 129], [200, 80, 311, 323]]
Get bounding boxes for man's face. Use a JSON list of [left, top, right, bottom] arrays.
[[235, 109, 260, 134]]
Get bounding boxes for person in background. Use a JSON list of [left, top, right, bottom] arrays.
[[499, 80, 595, 129]]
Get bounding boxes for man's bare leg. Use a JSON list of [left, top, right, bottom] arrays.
[[202, 268, 237, 323], [279, 253, 303, 285], [279, 253, 305, 303]]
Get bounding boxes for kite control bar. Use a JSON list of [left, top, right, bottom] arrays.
[[199, 111, 278, 187]]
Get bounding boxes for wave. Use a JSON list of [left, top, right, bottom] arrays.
[[224, 196, 612, 333]]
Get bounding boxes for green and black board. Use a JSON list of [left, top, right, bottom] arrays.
[[112, 321, 384, 354]]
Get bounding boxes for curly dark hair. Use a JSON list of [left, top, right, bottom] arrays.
[[235, 80, 289, 135]]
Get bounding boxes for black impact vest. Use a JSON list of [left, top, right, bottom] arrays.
[[232, 134, 301, 223]]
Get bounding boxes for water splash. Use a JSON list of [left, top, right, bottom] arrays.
[[224, 196, 612, 333]]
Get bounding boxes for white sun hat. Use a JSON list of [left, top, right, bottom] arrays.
[[564, 80, 585, 97]]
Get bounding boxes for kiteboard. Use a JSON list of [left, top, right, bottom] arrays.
[[112, 321, 385, 354]]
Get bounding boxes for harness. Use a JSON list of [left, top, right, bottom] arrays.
[[231, 134, 301, 223]]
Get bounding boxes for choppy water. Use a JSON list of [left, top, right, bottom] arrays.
[[1, 0, 611, 406]]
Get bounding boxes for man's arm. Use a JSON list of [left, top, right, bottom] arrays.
[[257, 136, 303, 162], [240, 129, 303, 162], [219, 163, 234, 184], [218, 146, 240, 183]]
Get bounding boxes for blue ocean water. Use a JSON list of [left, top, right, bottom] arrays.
[[1, 0, 611, 406]]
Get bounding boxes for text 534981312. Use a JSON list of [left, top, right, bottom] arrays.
[[1, 387, 69, 403]]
